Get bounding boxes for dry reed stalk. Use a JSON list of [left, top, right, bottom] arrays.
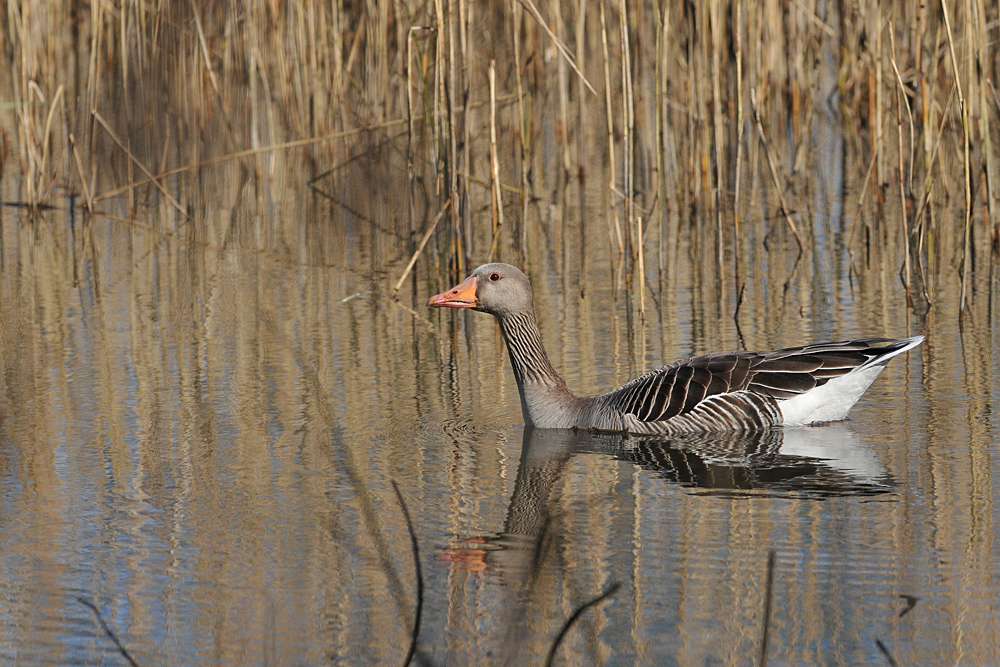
[[709, 0, 726, 293], [862, 5, 880, 209], [446, 0, 461, 271], [889, 25, 912, 305], [10, 2, 30, 205], [974, 0, 996, 246], [433, 0, 444, 181], [69, 134, 94, 212], [940, 0, 974, 316], [657, 3, 672, 294], [487, 61, 504, 263], [905, 82, 956, 298], [576, 0, 590, 286], [787, 0, 800, 145], [733, 0, 745, 298], [653, 1, 664, 290], [600, 1, 625, 261], [0, 127, 7, 180], [126, 134, 135, 218], [750, 88, 804, 251], [377, 0, 391, 119], [855, 117, 891, 213], [190, 0, 221, 97], [920, 19, 947, 272], [35, 84, 66, 207], [748, 0, 763, 218], [85, 0, 103, 176], [619, 0, 635, 270], [576, 0, 588, 181], [554, 0, 571, 175], [460, 0, 473, 266], [654, 3, 664, 210], [690, 2, 706, 206], [637, 216, 645, 322], [512, 0, 530, 268], [344, 13, 366, 91], [407, 28, 419, 244], [916, 0, 930, 170], [874, 3, 884, 203]]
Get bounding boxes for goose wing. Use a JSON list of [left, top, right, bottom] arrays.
[[604, 338, 906, 424]]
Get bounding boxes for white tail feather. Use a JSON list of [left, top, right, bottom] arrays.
[[779, 336, 923, 426]]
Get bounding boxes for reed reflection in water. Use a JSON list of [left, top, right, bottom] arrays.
[[0, 200, 997, 665]]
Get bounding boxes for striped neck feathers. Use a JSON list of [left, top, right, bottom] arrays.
[[496, 309, 569, 391]]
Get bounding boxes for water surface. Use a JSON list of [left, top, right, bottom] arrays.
[[1, 137, 999, 666]]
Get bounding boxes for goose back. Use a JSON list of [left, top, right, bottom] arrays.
[[593, 339, 917, 434]]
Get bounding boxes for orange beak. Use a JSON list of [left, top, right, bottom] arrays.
[[428, 275, 478, 308]]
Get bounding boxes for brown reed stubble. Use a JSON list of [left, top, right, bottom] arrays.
[[1, 0, 997, 318]]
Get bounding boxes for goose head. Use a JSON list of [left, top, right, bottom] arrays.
[[428, 263, 535, 318]]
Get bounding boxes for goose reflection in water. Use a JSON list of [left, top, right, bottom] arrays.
[[443, 424, 891, 571], [607, 423, 892, 498], [436, 425, 892, 663], [440, 424, 894, 583], [498, 422, 889, 541]]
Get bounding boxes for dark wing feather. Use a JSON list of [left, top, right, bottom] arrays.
[[748, 338, 903, 397], [605, 351, 760, 422], [605, 338, 910, 425], [747, 371, 818, 399]]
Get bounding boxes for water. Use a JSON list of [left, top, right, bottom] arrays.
[[2, 137, 999, 666]]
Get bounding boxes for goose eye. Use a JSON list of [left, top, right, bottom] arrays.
[[489, 273, 501, 282]]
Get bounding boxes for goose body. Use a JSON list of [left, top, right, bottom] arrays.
[[429, 263, 923, 434]]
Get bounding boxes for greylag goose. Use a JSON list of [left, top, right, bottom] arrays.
[[428, 263, 923, 434]]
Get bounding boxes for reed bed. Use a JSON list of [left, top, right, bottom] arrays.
[[2, 0, 998, 319]]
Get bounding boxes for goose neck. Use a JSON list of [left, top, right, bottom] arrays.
[[497, 310, 566, 389]]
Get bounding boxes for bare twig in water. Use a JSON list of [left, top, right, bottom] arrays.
[[93, 121, 409, 203], [308, 132, 400, 186], [389, 298, 435, 327], [750, 90, 804, 251], [391, 480, 424, 667], [391, 198, 453, 299], [76, 597, 140, 667], [517, 0, 597, 95], [544, 582, 621, 667], [898, 594, 919, 617], [758, 550, 776, 667], [733, 283, 746, 349], [876, 638, 900, 667], [91, 110, 188, 219], [69, 134, 94, 212]]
